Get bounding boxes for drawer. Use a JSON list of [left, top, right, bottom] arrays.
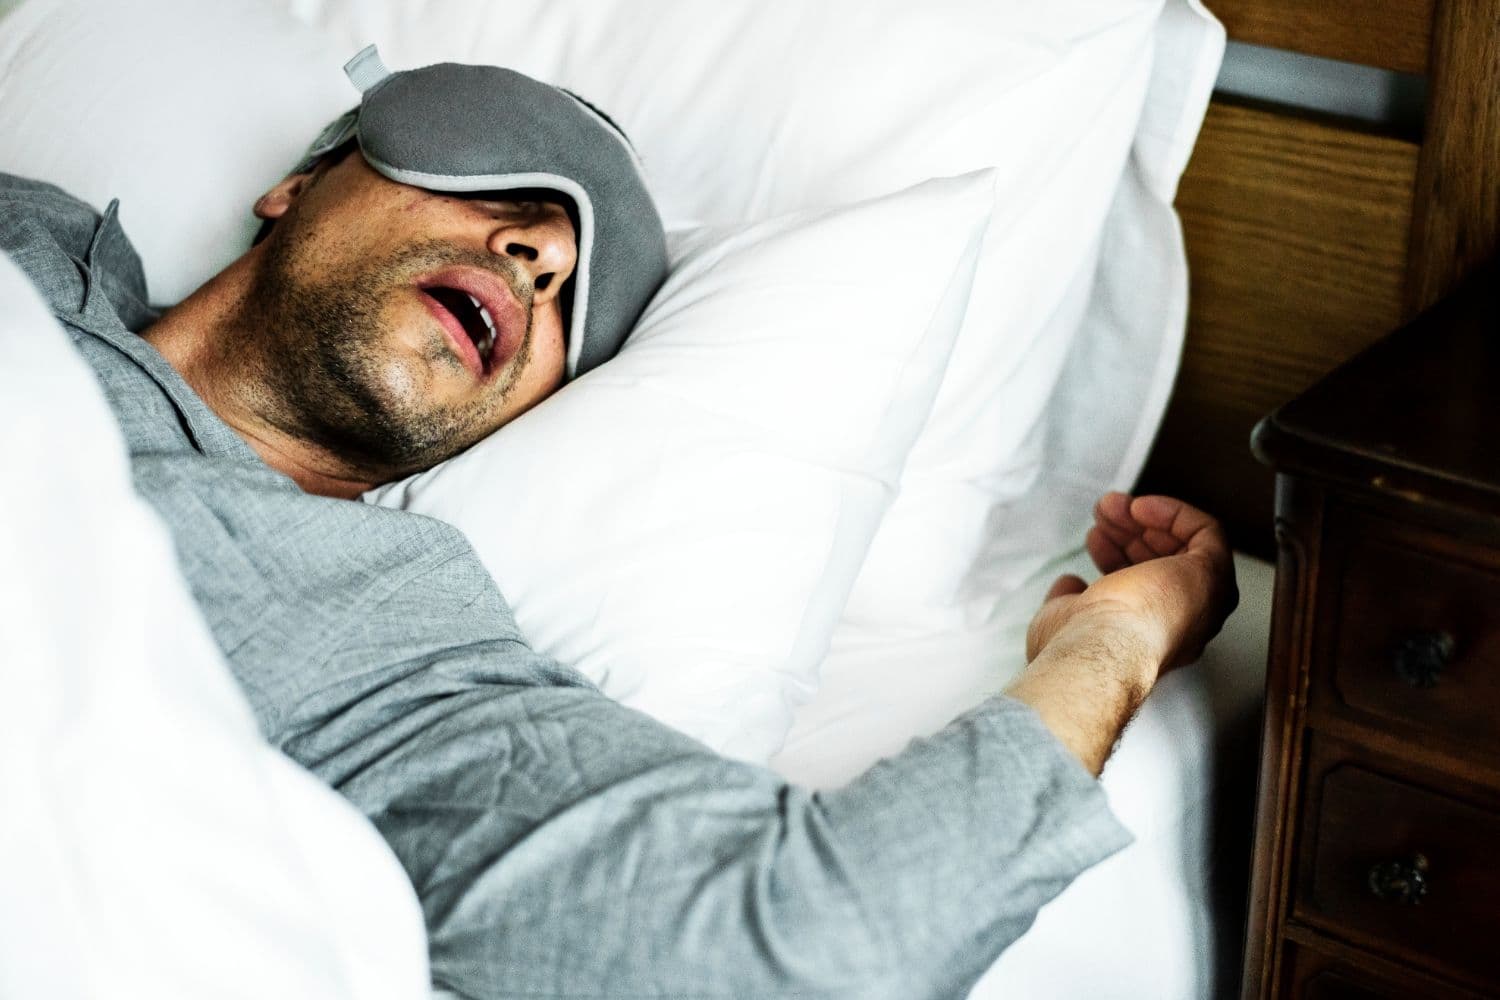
[[1315, 513, 1500, 767], [1293, 739, 1500, 991], [1280, 939, 1486, 999]]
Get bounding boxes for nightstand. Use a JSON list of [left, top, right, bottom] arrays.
[[1242, 261, 1500, 1000]]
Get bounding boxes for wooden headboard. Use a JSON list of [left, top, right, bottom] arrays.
[[1136, 0, 1500, 558]]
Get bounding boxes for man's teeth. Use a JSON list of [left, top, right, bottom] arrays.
[[466, 292, 497, 363]]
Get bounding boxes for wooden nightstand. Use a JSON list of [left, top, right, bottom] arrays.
[[1241, 262, 1500, 999]]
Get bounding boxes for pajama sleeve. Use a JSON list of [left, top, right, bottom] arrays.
[[291, 586, 1130, 1000]]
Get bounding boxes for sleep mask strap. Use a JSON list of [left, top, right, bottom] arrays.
[[288, 44, 387, 173], [343, 44, 392, 94]]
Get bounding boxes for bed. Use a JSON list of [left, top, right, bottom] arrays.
[[1, 0, 1496, 997]]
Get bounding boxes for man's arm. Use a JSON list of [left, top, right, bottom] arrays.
[[302, 678, 1128, 1000], [1006, 616, 1155, 777], [1010, 492, 1240, 776], [287, 493, 1233, 1000]]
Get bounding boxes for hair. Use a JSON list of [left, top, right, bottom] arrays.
[[560, 88, 636, 152]]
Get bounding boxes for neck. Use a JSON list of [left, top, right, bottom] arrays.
[[140, 251, 378, 500]]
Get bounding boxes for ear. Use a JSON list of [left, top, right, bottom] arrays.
[[253, 172, 314, 222]]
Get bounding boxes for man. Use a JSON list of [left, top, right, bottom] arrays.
[[2, 49, 1236, 999]]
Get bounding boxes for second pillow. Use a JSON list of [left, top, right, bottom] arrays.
[[367, 171, 995, 762]]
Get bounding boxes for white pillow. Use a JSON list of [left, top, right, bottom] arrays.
[[955, 1, 1225, 629], [368, 172, 993, 762], [0, 251, 429, 1000], [0, 0, 354, 305], [271, 0, 1224, 635]]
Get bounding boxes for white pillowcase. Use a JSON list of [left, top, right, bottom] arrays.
[[369, 173, 993, 762], [0, 0, 354, 305], [0, 251, 429, 1000], [954, 1, 1225, 631]]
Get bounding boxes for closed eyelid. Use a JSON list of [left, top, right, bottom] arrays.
[[453, 193, 529, 209], [452, 190, 563, 210]]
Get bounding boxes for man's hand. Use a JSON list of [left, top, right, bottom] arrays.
[[1028, 492, 1239, 687], [1005, 493, 1238, 775]]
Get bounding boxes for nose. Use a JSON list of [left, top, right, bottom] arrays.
[[487, 205, 578, 307]]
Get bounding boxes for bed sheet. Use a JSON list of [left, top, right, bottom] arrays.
[[771, 550, 1274, 999]]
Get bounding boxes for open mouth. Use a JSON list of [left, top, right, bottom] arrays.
[[423, 285, 499, 374]]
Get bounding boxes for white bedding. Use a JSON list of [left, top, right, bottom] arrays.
[[773, 550, 1273, 999], [0, 250, 430, 1000], [0, 1, 1253, 994]]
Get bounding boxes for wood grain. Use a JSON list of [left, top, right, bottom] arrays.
[[1239, 478, 1322, 1000], [1138, 100, 1419, 555], [1405, 0, 1500, 314], [1208, 0, 1434, 73], [1280, 930, 1487, 1000]]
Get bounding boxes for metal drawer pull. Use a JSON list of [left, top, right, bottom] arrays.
[[1390, 630, 1455, 688], [1367, 853, 1429, 904]]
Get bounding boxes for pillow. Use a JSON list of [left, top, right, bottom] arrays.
[[0, 251, 429, 999], [955, 0, 1225, 629], [0, 0, 354, 305], [271, 0, 1225, 636], [368, 172, 993, 762]]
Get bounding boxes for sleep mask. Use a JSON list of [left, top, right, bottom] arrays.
[[294, 45, 667, 379]]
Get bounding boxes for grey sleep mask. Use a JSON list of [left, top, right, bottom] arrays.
[[295, 45, 667, 379]]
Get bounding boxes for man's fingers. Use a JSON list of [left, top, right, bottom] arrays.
[[1092, 493, 1141, 549], [1094, 492, 1135, 532], [1085, 525, 1130, 574], [1046, 573, 1088, 600], [1125, 537, 1159, 564], [1093, 515, 1136, 548], [1130, 494, 1217, 543], [1142, 527, 1183, 556], [1128, 494, 1233, 569], [1094, 491, 1233, 576], [1094, 494, 1183, 565], [1097, 492, 1182, 556]]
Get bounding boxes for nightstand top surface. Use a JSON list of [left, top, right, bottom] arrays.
[[1254, 261, 1500, 513]]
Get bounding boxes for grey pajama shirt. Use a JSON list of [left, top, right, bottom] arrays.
[[2, 171, 1130, 1000]]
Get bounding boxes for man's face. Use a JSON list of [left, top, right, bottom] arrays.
[[246, 151, 577, 479]]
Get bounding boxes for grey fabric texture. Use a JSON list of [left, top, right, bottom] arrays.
[[2, 171, 1131, 1000], [299, 49, 668, 379]]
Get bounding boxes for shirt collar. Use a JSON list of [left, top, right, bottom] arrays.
[[67, 198, 260, 463]]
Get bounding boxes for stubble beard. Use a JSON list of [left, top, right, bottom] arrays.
[[238, 220, 533, 482]]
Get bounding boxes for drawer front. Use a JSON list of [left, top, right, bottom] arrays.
[[1294, 746, 1500, 990], [1281, 940, 1486, 1000], [1319, 516, 1500, 766]]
